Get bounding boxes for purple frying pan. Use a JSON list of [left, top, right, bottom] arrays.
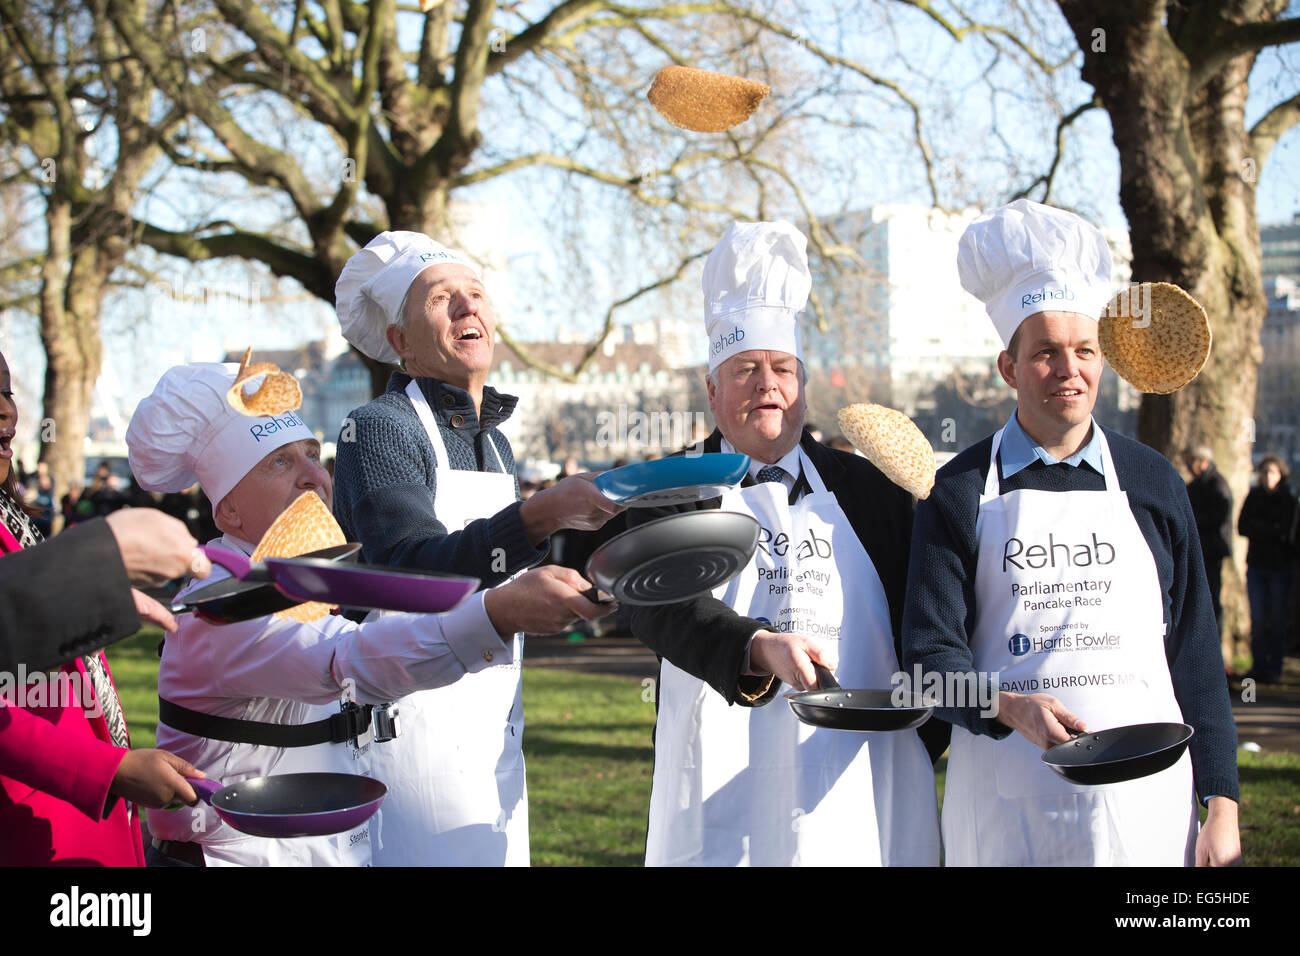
[[202, 545, 479, 614], [188, 772, 387, 838]]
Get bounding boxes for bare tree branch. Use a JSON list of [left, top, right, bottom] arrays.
[[106, 0, 327, 224], [894, 0, 1072, 73], [1188, 16, 1300, 92], [498, 247, 709, 382], [1009, 94, 1099, 202], [1249, 90, 1300, 172], [210, 0, 357, 124], [136, 222, 336, 302]]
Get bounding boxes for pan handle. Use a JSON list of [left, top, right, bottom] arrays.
[[163, 776, 220, 811], [812, 662, 841, 691], [202, 545, 252, 581], [580, 587, 618, 606]]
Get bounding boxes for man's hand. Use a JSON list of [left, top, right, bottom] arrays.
[[483, 565, 615, 637], [1197, 796, 1242, 866], [748, 630, 839, 692], [105, 510, 209, 586], [132, 588, 178, 633], [994, 691, 1086, 750], [518, 474, 623, 544], [109, 749, 206, 809]]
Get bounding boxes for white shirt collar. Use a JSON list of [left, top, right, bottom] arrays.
[[720, 437, 802, 492]]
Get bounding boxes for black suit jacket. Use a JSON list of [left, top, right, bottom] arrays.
[[628, 428, 950, 763], [0, 519, 140, 671]]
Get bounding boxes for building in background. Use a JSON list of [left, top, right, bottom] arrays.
[[1255, 276, 1300, 470], [1261, 215, 1300, 283], [490, 337, 708, 467]]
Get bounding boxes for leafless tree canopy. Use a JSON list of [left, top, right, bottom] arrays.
[[1, 1, 1297, 652]]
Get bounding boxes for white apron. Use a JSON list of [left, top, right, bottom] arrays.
[[943, 427, 1198, 866], [364, 380, 527, 866], [646, 447, 939, 866]]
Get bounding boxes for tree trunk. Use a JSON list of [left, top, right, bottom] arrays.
[[1061, 1, 1273, 665], [38, 198, 104, 528]]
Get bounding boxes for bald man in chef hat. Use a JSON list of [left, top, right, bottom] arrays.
[[127, 362, 605, 867], [331, 231, 617, 866], [901, 199, 1240, 867], [629, 220, 943, 867]]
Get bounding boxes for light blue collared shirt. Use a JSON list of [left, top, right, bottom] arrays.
[[998, 412, 1105, 479]]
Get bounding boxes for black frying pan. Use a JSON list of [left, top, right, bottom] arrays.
[[786, 663, 935, 732], [585, 511, 760, 605], [170, 543, 361, 624], [1042, 722, 1194, 785]]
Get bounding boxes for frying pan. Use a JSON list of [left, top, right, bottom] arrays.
[[171, 544, 361, 624], [786, 663, 935, 732], [594, 453, 749, 507], [1041, 722, 1194, 786], [184, 772, 387, 838], [585, 510, 759, 605], [202, 544, 480, 615]]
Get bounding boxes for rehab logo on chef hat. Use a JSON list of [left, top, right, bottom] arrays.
[[1008, 633, 1032, 656]]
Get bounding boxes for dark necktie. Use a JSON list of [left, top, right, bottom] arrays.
[[756, 465, 787, 485]]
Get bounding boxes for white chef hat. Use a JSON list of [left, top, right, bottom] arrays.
[[702, 220, 810, 373], [126, 363, 316, 507], [335, 230, 481, 364], [957, 199, 1113, 348]]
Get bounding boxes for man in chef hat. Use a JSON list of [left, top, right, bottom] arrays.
[[901, 198, 1240, 866], [331, 231, 618, 866], [629, 220, 945, 867], [127, 361, 608, 866]]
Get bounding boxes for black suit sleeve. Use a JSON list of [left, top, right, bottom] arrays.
[[0, 519, 140, 671]]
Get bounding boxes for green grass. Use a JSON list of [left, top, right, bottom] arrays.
[[106, 628, 1297, 866], [1233, 751, 1300, 866], [107, 628, 167, 749], [520, 669, 655, 866]]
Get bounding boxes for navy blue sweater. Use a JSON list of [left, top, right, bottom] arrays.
[[332, 373, 547, 586], [902, 426, 1239, 804]]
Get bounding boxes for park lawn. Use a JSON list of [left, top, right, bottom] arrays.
[[108, 627, 1297, 866], [108, 628, 167, 749], [1232, 750, 1300, 866], [520, 668, 656, 866]]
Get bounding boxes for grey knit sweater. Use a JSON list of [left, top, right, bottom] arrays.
[[332, 372, 547, 586]]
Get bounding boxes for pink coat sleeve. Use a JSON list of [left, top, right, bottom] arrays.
[[0, 701, 129, 820]]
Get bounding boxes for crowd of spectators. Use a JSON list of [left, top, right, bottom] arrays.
[[11, 458, 219, 543]]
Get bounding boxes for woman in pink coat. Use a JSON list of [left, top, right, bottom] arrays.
[[0, 350, 199, 866]]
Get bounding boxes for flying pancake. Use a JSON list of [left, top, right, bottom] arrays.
[[1098, 282, 1211, 394], [647, 65, 770, 133], [227, 347, 303, 418], [837, 403, 936, 500]]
